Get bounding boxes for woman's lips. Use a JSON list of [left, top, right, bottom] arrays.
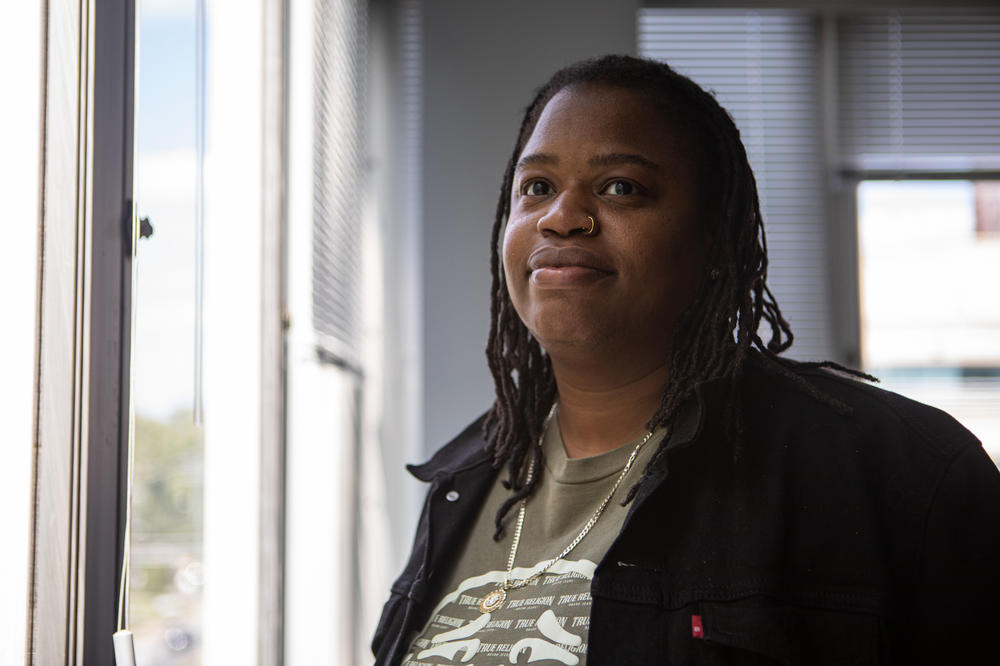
[[527, 246, 614, 287]]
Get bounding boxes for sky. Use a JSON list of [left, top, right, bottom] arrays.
[[138, 10, 197, 153], [133, 0, 201, 418]]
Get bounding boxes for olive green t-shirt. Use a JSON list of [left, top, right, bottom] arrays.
[[401, 416, 665, 665]]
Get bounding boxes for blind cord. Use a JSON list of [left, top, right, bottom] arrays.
[[113, 208, 139, 666]]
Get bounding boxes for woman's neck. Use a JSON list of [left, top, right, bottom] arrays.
[[551, 356, 671, 459]]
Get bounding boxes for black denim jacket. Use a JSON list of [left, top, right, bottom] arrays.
[[372, 355, 1000, 665]]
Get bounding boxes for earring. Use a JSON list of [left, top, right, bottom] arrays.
[[709, 268, 721, 281]]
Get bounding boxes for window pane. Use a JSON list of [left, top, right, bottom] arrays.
[[132, 0, 204, 662], [858, 180, 1000, 463]]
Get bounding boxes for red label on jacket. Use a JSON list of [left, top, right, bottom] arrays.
[[691, 614, 704, 638]]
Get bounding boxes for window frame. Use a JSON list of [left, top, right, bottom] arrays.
[[29, 0, 136, 663]]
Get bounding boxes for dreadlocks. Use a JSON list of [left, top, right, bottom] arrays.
[[482, 55, 869, 539]]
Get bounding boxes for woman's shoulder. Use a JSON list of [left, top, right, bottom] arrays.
[[741, 351, 983, 465]]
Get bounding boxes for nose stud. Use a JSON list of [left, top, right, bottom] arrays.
[[582, 215, 598, 236]]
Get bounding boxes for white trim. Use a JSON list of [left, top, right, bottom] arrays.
[[0, 3, 44, 663], [201, 1, 264, 663]]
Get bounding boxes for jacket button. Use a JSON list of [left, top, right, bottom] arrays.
[[445, 490, 460, 502]]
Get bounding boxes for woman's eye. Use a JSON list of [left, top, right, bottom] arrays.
[[602, 180, 637, 196], [524, 181, 553, 196]]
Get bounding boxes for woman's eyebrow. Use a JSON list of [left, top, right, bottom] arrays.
[[515, 152, 558, 170], [589, 152, 660, 170], [515, 152, 660, 171]]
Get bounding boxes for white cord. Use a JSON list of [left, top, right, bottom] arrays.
[[115, 198, 140, 666], [116, 388, 135, 632]]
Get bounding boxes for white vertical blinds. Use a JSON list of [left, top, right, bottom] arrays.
[[638, 9, 833, 362], [837, 9, 1000, 171], [313, 0, 367, 363]]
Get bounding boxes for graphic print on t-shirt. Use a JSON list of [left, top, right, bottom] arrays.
[[401, 558, 597, 665]]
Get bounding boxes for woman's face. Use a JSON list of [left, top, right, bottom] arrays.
[[503, 84, 709, 362]]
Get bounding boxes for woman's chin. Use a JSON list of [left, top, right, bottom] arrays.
[[530, 325, 612, 356]]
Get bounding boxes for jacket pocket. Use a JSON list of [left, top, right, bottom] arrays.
[[695, 599, 884, 666]]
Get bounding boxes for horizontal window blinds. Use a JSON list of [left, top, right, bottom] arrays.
[[838, 9, 1000, 171], [638, 9, 833, 362], [313, 0, 366, 363]]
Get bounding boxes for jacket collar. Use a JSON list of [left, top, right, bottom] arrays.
[[407, 364, 739, 483], [407, 413, 492, 482]]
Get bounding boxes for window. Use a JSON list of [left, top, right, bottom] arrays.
[[841, 9, 1000, 461], [857, 180, 1000, 462], [131, 0, 380, 662], [9, 0, 389, 662]]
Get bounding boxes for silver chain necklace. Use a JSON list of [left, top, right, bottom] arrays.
[[479, 404, 654, 614]]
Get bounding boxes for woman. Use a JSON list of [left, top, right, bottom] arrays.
[[373, 55, 1000, 665]]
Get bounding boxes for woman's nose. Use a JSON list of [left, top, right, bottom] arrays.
[[537, 190, 590, 236]]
